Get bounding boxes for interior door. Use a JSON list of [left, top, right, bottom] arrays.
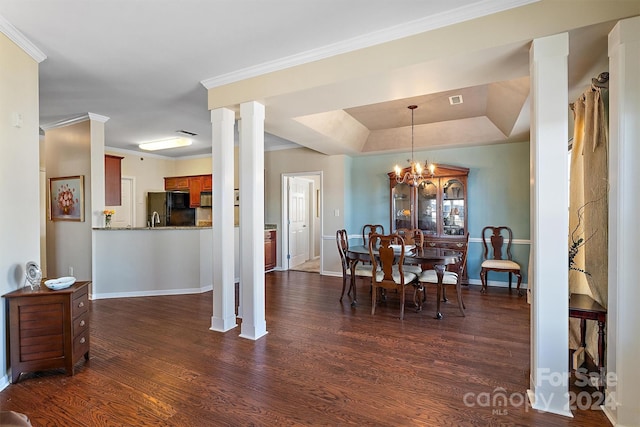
[[288, 176, 310, 268], [107, 177, 134, 228]]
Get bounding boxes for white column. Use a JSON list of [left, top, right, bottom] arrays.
[[605, 16, 640, 426], [88, 113, 109, 228], [527, 33, 572, 417], [238, 101, 267, 340], [210, 108, 237, 332]]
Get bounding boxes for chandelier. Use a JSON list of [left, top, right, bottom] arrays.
[[393, 105, 435, 186]]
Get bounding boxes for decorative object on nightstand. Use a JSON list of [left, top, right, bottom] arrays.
[[24, 261, 42, 290]]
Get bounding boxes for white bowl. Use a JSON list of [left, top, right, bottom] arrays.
[[389, 244, 415, 253], [44, 276, 76, 290]]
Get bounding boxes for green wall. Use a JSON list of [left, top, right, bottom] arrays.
[[347, 141, 530, 286]]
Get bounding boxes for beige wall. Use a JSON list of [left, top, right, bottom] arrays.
[[0, 32, 41, 387], [107, 150, 176, 227], [44, 121, 93, 280], [265, 147, 347, 273]]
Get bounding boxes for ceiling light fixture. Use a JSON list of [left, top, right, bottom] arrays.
[[138, 137, 192, 151], [393, 105, 435, 187]]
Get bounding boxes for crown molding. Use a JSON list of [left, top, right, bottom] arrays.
[[0, 14, 47, 63], [88, 113, 110, 123], [201, 0, 538, 89], [41, 114, 90, 130], [41, 112, 110, 130]]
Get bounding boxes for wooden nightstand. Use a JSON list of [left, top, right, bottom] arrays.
[[3, 281, 91, 383]]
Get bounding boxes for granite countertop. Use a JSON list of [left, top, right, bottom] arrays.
[[95, 224, 277, 231]]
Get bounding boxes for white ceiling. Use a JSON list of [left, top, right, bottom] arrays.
[[0, 0, 631, 158]]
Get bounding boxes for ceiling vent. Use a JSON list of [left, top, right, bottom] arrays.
[[176, 129, 197, 136], [449, 95, 463, 105]]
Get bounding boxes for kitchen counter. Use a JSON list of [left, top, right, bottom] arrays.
[[93, 226, 211, 230], [94, 224, 277, 230]]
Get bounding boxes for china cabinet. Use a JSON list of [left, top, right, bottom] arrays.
[[388, 164, 469, 240]]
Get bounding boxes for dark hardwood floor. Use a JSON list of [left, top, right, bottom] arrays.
[[0, 272, 608, 426]]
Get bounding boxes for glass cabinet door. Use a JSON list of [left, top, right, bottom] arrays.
[[441, 178, 465, 236], [391, 182, 412, 231], [416, 180, 438, 235]]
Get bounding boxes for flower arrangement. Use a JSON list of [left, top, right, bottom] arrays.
[[57, 184, 77, 214], [103, 209, 115, 228]]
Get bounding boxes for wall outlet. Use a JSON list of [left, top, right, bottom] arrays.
[[69, 266, 74, 276]]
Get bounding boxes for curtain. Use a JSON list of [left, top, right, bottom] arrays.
[[568, 82, 608, 366]]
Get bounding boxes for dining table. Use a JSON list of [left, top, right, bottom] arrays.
[[346, 244, 461, 319]]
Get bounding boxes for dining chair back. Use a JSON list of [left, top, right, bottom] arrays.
[[362, 224, 384, 247], [480, 226, 522, 295], [368, 233, 418, 320], [395, 228, 424, 274], [396, 228, 424, 248], [417, 233, 469, 316], [336, 229, 374, 302]]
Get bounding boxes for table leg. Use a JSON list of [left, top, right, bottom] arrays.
[[580, 318, 587, 348], [435, 264, 445, 319], [349, 259, 358, 307], [597, 319, 605, 374]]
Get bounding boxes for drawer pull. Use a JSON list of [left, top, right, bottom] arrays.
[[456, 243, 464, 247], [80, 337, 86, 344], [78, 301, 84, 308], [429, 242, 436, 247], [80, 320, 85, 327]]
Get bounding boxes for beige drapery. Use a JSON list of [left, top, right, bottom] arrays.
[[568, 78, 608, 366]]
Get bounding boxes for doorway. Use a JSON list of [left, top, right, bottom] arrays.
[[281, 172, 322, 272], [106, 176, 135, 228]]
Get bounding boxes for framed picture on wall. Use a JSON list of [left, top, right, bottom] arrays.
[[49, 175, 85, 221], [234, 189, 240, 206]]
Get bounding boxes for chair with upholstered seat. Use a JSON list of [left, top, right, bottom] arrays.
[[480, 226, 522, 295], [362, 224, 384, 247], [417, 233, 469, 317], [395, 228, 424, 274], [369, 233, 418, 320], [336, 229, 374, 302]]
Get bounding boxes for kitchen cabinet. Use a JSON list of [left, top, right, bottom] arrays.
[[105, 154, 123, 206], [164, 176, 189, 191], [165, 175, 212, 208], [189, 177, 202, 207], [3, 281, 91, 383], [388, 163, 469, 240], [265, 230, 276, 271], [203, 175, 212, 191]]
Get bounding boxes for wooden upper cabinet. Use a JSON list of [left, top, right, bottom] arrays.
[[164, 177, 189, 190], [164, 174, 212, 208], [203, 175, 212, 191], [388, 163, 469, 240], [188, 176, 202, 208], [105, 155, 124, 206]]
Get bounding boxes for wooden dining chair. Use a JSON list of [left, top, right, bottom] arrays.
[[362, 224, 384, 247], [368, 233, 418, 320], [395, 228, 424, 274], [480, 226, 522, 295], [336, 229, 374, 302], [417, 233, 469, 317]]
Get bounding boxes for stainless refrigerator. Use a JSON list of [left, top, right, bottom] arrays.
[[147, 192, 195, 226]]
